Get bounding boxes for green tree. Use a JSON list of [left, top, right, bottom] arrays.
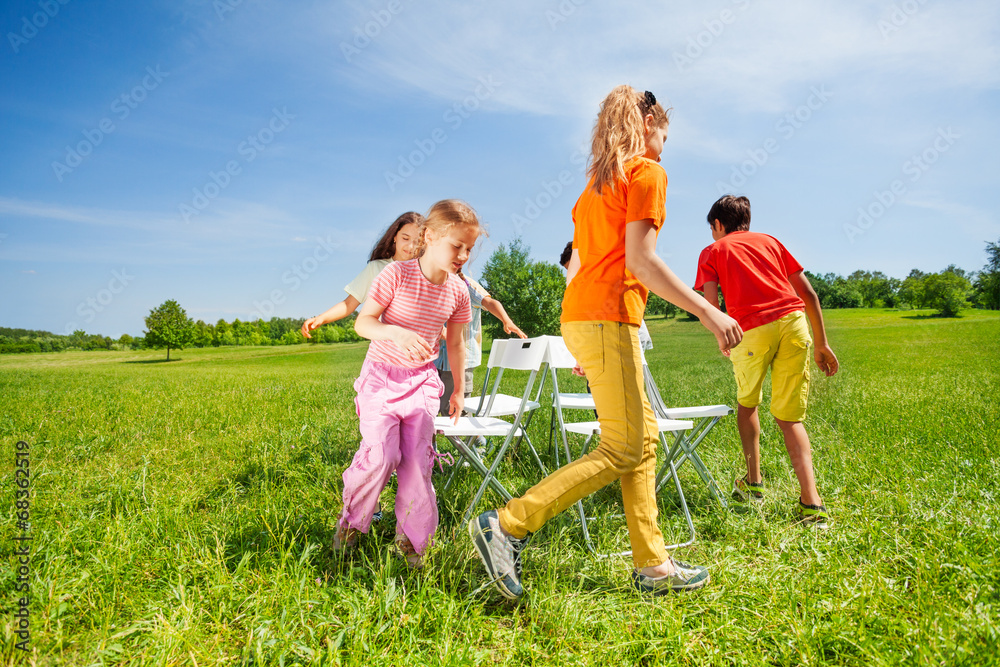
[[845, 270, 900, 308], [645, 293, 680, 319], [973, 239, 1000, 310], [480, 238, 565, 337], [192, 320, 214, 347], [143, 299, 195, 360], [807, 272, 863, 309], [898, 269, 928, 309], [924, 270, 971, 317]]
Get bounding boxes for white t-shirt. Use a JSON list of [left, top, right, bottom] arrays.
[[344, 259, 392, 303]]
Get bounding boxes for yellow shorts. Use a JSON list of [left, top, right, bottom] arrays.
[[730, 310, 811, 422]]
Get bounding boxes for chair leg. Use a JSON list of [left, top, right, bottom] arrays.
[[461, 433, 517, 527], [657, 417, 728, 508], [661, 457, 696, 551]]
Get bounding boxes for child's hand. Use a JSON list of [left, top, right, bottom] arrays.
[[300, 317, 320, 339], [504, 320, 527, 339], [701, 308, 743, 352], [449, 392, 464, 424], [393, 328, 434, 363], [815, 344, 839, 376], [572, 364, 587, 377]]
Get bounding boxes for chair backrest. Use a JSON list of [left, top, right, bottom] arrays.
[[485, 338, 509, 369], [542, 335, 578, 370], [642, 362, 670, 419], [499, 336, 549, 372]]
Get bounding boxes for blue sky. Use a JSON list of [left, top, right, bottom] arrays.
[[2, 0, 998, 337]]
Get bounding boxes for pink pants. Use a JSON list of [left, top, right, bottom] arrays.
[[340, 360, 443, 554]]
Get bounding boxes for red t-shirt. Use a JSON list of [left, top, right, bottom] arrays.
[[695, 231, 805, 332]]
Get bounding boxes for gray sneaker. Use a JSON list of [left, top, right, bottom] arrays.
[[468, 510, 528, 599], [632, 559, 710, 594]]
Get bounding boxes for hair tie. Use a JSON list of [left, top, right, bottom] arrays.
[[643, 90, 657, 109]]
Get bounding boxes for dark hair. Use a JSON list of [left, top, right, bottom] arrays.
[[707, 195, 751, 234], [368, 211, 424, 262], [559, 241, 574, 268]]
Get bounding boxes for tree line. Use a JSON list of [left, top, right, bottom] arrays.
[[0, 311, 361, 356], [3, 239, 997, 356]]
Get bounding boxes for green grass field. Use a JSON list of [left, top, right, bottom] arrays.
[[1, 309, 998, 666]]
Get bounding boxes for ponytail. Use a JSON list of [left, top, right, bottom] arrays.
[[588, 85, 670, 195]]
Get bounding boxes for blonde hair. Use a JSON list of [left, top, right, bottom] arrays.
[[415, 199, 484, 257], [588, 85, 670, 195]]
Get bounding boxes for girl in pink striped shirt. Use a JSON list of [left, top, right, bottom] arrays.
[[334, 200, 479, 567]]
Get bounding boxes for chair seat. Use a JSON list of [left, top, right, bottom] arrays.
[[556, 392, 596, 410], [563, 418, 694, 436], [477, 394, 541, 417], [434, 415, 524, 438], [660, 404, 733, 420]]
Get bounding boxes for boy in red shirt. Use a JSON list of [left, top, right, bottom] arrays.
[[695, 195, 838, 527]]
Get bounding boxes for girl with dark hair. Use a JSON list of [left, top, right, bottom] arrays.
[[301, 212, 423, 338]]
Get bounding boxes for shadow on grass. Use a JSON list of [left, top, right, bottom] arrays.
[[123, 358, 180, 364], [901, 313, 960, 320]]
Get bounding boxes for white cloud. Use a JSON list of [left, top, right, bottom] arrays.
[[320, 0, 1000, 117]]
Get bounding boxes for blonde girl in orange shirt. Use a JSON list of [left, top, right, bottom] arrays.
[[469, 85, 743, 599]]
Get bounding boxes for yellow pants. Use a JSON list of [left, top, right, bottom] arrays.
[[498, 321, 669, 568]]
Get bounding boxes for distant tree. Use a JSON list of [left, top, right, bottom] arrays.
[[143, 300, 195, 360], [646, 293, 680, 319], [846, 270, 900, 308], [973, 239, 1000, 310], [808, 272, 863, 309], [923, 270, 971, 317], [191, 320, 213, 347], [480, 239, 565, 337], [898, 269, 929, 309], [280, 330, 303, 345], [213, 319, 235, 346]]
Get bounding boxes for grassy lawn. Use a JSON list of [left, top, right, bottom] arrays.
[[1, 309, 998, 666]]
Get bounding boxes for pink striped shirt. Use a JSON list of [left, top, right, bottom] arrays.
[[365, 259, 472, 368]]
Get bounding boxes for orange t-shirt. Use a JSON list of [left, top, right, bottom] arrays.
[[561, 157, 667, 325]]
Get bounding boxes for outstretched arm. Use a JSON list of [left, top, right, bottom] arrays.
[[788, 271, 838, 376], [301, 295, 361, 338], [481, 296, 527, 339], [624, 219, 742, 352], [354, 298, 434, 364]]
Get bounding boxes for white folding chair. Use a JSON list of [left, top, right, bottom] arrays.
[[466, 337, 547, 468], [642, 363, 733, 508], [542, 334, 596, 468], [544, 335, 698, 556], [560, 418, 696, 557], [435, 336, 550, 526]]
